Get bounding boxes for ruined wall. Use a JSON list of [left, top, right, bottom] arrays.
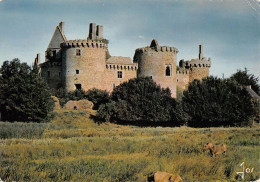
[[41, 62, 62, 89], [61, 40, 107, 92], [40, 22, 66, 89], [134, 40, 178, 98]]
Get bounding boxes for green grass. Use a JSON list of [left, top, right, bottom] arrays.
[[0, 110, 259, 181]]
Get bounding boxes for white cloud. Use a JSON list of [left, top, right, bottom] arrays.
[[138, 35, 145, 39], [0, 0, 3, 2]]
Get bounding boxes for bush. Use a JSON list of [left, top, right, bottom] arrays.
[[85, 88, 110, 110], [182, 76, 256, 127], [52, 88, 110, 109], [97, 77, 184, 126]]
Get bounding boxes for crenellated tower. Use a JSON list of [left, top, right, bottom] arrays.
[[61, 23, 107, 91], [133, 39, 179, 98], [177, 45, 211, 92]]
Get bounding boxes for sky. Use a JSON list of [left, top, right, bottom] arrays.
[[0, 0, 259, 79]]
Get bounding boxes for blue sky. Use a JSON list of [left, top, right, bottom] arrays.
[[0, 0, 259, 79]]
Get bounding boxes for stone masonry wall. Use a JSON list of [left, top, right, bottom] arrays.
[[134, 44, 178, 98], [62, 40, 107, 92], [189, 67, 209, 82], [41, 63, 62, 89], [104, 63, 138, 92], [177, 68, 190, 91]]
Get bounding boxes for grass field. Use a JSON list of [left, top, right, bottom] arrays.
[[0, 110, 259, 182]]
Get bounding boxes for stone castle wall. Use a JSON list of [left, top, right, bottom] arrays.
[[189, 66, 209, 82], [177, 68, 190, 91], [38, 22, 212, 98], [104, 63, 138, 92], [40, 62, 62, 89], [61, 40, 107, 91], [134, 40, 178, 98]]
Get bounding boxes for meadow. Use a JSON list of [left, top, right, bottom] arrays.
[[0, 110, 259, 182]]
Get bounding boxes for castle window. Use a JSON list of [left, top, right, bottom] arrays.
[[59, 72, 61, 78], [166, 66, 171, 76], [76, 49, 81, 56], [177, 79, 178, 82], [75, 84, 81, 90], [203, 64, 205, 67], [47, 71, 50, 78], [118, 71, 122, 78], [199, 64, 201, 67], [76, 69, 79, 74], [106, 65, 108, 69]]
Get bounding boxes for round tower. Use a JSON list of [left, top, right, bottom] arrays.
[[61, 39, 107, 92], [133, 39, 179, 98]]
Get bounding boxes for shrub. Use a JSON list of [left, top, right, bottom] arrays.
[[52, 88, 110, 109], [85, 88, 110, 110], [182, 76, 256, 127], [97, 77, 184, 126]]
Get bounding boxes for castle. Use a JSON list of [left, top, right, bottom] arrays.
[[34, 22, 211, 98]]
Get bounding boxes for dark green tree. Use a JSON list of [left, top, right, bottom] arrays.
[[182, 76, 256, 127], [230, 68, 260, 95], [85, 88, 110, 110], [97, 77, 184, 126], [0, 59, 54, 122]]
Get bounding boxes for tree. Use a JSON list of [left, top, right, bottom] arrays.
[[230, 68, 260, 95], [85, 88, 110, 110], [0, 59, 54, 122], [97, 77, 184, 126], [182, 76, 256, 127]]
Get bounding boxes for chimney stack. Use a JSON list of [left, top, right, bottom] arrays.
[[89, 23, 96, 40], [96, 25, 103, 40], [199, 45, 203, 60]]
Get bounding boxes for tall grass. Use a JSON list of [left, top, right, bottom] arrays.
[[0, 110, 259, 181], [0, 122, 49, 139]]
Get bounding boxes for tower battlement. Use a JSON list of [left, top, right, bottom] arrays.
[[61, 39, 107, 49], [134, 39, 178, 55]]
